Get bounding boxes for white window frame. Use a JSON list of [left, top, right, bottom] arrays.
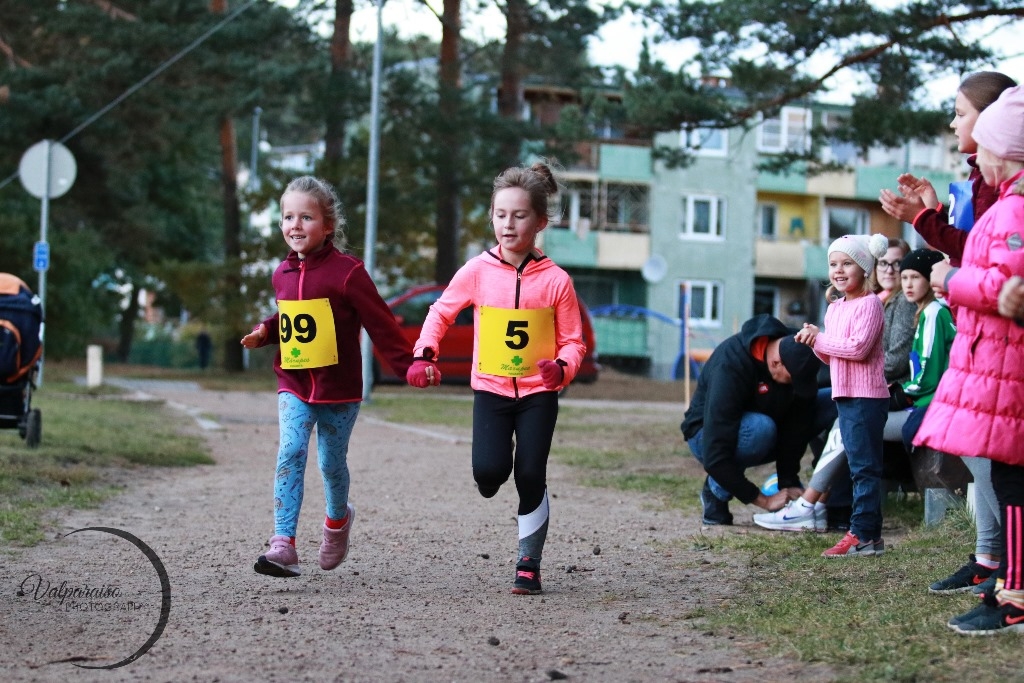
[[679, 280, 723, 328], [756, 202, 778, 240], [680, 194, 726, 240], [681, 126, 728, 157], [758, 106, 811, 154], [823, 205, 870, 243]]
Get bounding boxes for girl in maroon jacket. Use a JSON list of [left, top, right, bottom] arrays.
[[880, 71, 1016, 266], [241, 176, 413, 578]]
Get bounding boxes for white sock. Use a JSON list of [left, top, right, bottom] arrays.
[[794, 497, 814, 510], [814, 501, 827, 512]]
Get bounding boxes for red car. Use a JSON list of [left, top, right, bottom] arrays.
[[373, 284, 600, 385]]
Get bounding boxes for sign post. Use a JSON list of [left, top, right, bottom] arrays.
[[18, 140, 77, 385]]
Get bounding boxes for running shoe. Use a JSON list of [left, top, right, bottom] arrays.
[[319, 504, 355, 571], [511, 556, 542, 595], [753, 500, 817, 532], [929, 555, 994, 594], [254, 535, 301, 577], [822, 531, 878, 558], [952, 602, 1024, 636]]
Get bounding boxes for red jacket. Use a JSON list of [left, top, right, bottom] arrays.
[[912, 155, 1000, 267], [257, 245, 413, 403]]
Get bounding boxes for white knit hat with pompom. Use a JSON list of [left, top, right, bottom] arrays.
[[827, 234, 889, 274]]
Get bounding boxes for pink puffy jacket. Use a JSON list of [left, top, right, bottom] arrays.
[[914, 170, 1024, 465]]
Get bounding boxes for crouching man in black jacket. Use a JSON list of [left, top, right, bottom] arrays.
[[682, 314, 834, 525]]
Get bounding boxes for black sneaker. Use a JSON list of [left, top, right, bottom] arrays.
[[972, 573, 999, 596], [700, 477, 732, 526], [952, 601, 1024, 635], [948, 592, 999, 628], [511, 556, 542, 595], [930, 555, 995, 594]]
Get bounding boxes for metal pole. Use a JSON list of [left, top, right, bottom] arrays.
[[37, 140, 51, 386], [250, 106, 262, 191], [360, 0, 384, 401]]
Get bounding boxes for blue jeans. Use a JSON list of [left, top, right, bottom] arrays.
[[273, 392, 360, 537], [836, 396, 888, 541], [689, 388, 837, 502]]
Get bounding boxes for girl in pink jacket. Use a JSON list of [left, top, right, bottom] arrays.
[[916, 86, 1024, 636], [407, 162, 587, 595]]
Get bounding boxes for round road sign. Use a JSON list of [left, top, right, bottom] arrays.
[[19, 140, 77, 199]]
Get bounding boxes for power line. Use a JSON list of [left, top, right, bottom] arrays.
[[0, 0, 260, 192]]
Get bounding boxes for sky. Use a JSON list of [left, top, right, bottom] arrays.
[[334, 0, 1024, 109]]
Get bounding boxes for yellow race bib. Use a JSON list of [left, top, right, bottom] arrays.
[[477, 306, 556, 377], [277, 298, 339, 370]]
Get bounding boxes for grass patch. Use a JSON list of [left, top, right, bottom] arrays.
[[0, 376, 211, 545], [682, 503, 1023, 682]]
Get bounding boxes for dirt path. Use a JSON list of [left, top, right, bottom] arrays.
[[1, 381, 835, 682]]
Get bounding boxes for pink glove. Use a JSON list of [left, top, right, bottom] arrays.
[[537, 359, 564, 390], [406, 360, 441, 388]]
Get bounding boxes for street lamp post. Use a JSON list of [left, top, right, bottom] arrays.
[[360, 0, 385, 401]]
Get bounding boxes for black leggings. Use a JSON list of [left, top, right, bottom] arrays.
[[472, 390, 558, 515], [991, 460, 1024, 593]]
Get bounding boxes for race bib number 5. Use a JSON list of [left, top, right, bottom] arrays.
[[477, 306, 555, 377], [277, 298, 339, 370]]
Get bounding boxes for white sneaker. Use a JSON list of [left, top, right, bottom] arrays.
[[814, 505, 827, 533], [753, 500, 817, 532]]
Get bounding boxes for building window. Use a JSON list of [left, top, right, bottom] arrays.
[[819, 111, 858, 165], [682, 127, 728, 157], [756, 203, 778, 240], [679, 280, 722, 327], [681, 195, 726, 239], [553, 181, 595, 234], [602, 183, 649, 232], [573, 276, 617, 308], [824, 206, 869, 242], [758, 107, 811, 154], [753, 286, 778, 317]]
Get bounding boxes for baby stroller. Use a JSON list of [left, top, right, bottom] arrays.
[[0, 273, 43, 447]]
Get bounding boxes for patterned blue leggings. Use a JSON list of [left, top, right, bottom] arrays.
[[273, 392, 360, 537]]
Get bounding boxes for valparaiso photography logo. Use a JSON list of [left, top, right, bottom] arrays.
[[13, 527, 170, 669]]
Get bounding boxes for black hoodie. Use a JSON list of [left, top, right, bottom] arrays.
[[681, 314, 818, 504]]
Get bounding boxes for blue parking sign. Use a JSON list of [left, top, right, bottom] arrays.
[[33, 241, 50, 272]]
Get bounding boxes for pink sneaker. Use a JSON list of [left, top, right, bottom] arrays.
[[822, 531, 878, 558], [254, 535, 301, 577], [319, 504, 355, 570]]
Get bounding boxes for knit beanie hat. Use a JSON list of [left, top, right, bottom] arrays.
[[827, 234, 889, 273], [899, 248, 945, 280], [973, 85, 1024, 162]]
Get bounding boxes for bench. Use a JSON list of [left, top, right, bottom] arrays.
[[884, 444, 971, 526]]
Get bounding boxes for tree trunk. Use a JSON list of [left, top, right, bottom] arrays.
[[497, 0, 528, 166], [211, 0, 245, 371], [324, 0, 353, 166], [434, 0, 462, 285], [116, 283, 139, 362]]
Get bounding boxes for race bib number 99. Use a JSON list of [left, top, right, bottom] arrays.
[[477, 306, 555, 377], [277, 298, 339, 370]]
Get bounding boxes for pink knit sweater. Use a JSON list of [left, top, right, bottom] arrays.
[[813, 293, 888, 399]]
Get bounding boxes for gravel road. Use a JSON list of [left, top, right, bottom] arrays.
[[1, 380, 835, 682]]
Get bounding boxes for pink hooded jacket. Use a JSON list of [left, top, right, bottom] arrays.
[[414, 246, 586, 398], [914, 170, 1024, 465]]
